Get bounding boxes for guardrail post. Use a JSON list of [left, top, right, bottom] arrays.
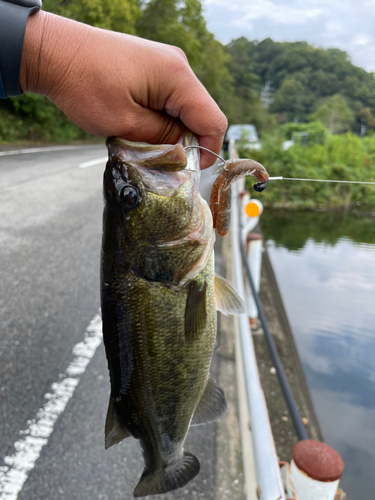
[[290, 439, 345, 500], [245, 233, 263, 329], [241, 198, 263, 329]]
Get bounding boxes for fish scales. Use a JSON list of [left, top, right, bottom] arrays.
[[100, 131, 258, 497]]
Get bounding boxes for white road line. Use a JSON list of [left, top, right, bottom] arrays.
[[0, 146, 88, 157], [0, 313, 103, 500], [78, 157, 107, 168]]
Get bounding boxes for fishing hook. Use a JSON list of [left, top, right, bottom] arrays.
[[183, 145, 228, 171]]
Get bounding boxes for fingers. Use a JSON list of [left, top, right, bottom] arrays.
[[117, 108, 185, 146], [163, 66, 228, 169]]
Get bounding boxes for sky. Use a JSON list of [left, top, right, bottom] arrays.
[[203, 0, 375, 72]]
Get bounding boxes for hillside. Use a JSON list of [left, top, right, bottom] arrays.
[[227, 37, 375, 132]]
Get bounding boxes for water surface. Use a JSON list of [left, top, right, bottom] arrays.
[[261, 210, 375, 499]]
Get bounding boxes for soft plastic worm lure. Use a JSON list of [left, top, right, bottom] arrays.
[[183, 146, 269, 236], [209, 158, 269, 237]]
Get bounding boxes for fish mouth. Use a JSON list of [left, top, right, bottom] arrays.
[[106, 137, 187, 171], [106, 134, 201, 198], [106, 131, 200, 171]]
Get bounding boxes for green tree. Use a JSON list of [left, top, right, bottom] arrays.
[[43, 0, 141, 33], [311, 95, 354, 134], [135, 0, 203, 68], [309, 69, 339, 97], [226, 37, 259, 96], [228, 37, 375, 129], [357, 107, 375, 130], [225, 37, 276, 131], [271, 78, 315, 123], [280, 121, 327, 144], [195, 34, 232, 108]]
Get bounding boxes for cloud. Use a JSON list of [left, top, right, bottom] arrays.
[[324, 21, 346, 38], [353, 33, 373, 46], [206, 0, 323, 25]]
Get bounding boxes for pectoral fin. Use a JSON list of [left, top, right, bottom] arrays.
[[185, 281, 207, 341], [215, 273, 246, 315], [105, 398, 131, 449], [191, 376, 227, 425]]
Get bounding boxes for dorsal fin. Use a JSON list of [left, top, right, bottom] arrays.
[[215, 273, 246, 315]]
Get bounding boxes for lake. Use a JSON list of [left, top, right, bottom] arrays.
[[261, 210, 375, 500]]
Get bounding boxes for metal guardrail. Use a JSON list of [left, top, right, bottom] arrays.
[[229, 140, 346, 500], [238, 219, 309, 442], [230, 142, 286, 500]]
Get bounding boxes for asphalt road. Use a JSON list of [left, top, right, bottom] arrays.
[[0, 146, 241, 500]]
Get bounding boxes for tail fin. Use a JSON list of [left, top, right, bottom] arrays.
[[133, 451, 200, 498]]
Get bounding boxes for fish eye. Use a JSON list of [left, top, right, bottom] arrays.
[[120, 185, 141, 209]]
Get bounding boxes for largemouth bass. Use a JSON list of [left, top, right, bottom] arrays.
[[100, 131, 268, 497]]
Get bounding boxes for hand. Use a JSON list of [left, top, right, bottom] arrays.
[[20, 12, 227, 169]]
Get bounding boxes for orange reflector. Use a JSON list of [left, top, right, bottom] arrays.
[[245, 201, 262, 218]]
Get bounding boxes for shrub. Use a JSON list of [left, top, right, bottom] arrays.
[[239, 131, 375, 210]]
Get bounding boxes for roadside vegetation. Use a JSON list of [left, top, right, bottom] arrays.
[[240, 124, 375, 210], [2, 0, 375, 210]]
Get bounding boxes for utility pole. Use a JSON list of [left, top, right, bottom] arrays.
[[260, 80, 274, 108]]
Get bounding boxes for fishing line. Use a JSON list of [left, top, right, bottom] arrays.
[[268, 177, 375, 185], [183, 146, 375, 186]]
